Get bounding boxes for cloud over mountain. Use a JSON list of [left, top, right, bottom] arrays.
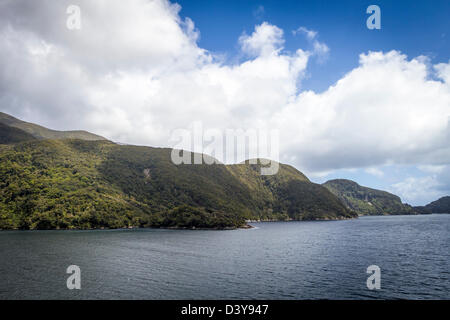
[[0, 0, 449, 204]]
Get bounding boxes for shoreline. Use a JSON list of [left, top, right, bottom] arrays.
[[245, 216, 357, 223], [0, 216, 357, 232], [6, 213, 448, 232]]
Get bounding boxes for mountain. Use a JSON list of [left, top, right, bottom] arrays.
[[0, 123, 36, 144], [0, 112, 106, 141], [419, 196, 450, 214], [322, 179, 416, 215], [0, 114, 356, 230]]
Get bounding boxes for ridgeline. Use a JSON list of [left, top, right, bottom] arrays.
[[0, 113, 355, 230], [1, 112, 446, 230]]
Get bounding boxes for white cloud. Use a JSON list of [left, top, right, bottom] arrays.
[[272, 50, 450, 172], [0, 2, 310, 146], [293, 26, 317, 40], [435, 61, 450, 84], [418, 165, 446, 174], [313, 41, 329, 54], [0, 0, 449, 204], [293, 26, 329, 62], [239, 22, 284, 57], [387, 164, 450, 205], [365, 167, 384, 177], [312, 41, 329, 63], [390, 176, 443, 205]]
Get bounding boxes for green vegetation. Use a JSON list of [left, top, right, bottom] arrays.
[[4, 111, 444, 230], [416, 196, 450, 214], [0, 112, 106, 141], [226, 160, 354, 220], [0, 136, 356, 230], [322, 179, 416, 215], [0, 139, 144, 230], [275, 180, 357, 220], [160, 205, 245, 229]]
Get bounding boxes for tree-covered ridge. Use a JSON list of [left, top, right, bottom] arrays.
[[0, 112, 106, 141], [416, 196, 450, 214], [0, 139, 142, 229], [0, 139, 356, 230], [322, 179, 416, 215]]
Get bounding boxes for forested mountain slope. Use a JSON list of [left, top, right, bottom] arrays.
[[0, 139, 355, 230]]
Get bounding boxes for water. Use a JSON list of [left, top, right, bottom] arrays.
[[0, 214, 449, 299]]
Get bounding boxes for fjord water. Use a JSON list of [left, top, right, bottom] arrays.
[[0, 214, 449, 299]]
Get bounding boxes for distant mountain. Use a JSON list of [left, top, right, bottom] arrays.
[[322, 179, 416, 215], [0, 112, 106, 141], [0, 116, 356, 230], [417, 196, 450, 214]]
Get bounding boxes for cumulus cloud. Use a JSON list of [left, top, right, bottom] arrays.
[[0, 0, 449, 203], [273, 51, 450, 173], [391, 164, 450, 205], [391, 176, 440, 205], [293, 26, 329, 62], [239, 22, 285, 57], [390, 172, 449, 205], [0, 1, 310, 146], [0, 0, 209, 129], [435, 61, 450, 84]]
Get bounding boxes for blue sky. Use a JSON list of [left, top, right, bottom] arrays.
[[175, 0, 450, 204], [178, 0, 450, 92]]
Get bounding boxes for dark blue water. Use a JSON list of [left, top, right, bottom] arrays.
[[0, 214, 449, 299]]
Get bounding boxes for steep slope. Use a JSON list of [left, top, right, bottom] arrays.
[[425, 196, 450, 213], [227, 160, 353, 220], [0, 111, 106, 141], [0, 139, 355, 230], [323, 179, 415, 215], [0, 123, 37, 144]]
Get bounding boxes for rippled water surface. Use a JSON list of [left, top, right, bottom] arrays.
[[0, 214, 449, 299]]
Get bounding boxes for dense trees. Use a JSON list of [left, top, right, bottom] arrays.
[[0, 138, 356, 230], [421, 196, 450, 214]]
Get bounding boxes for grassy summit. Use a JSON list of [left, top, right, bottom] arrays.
[[0, 112, 106, 141]]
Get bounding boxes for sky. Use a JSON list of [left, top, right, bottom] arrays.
[[0, 0, 449, 205]]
